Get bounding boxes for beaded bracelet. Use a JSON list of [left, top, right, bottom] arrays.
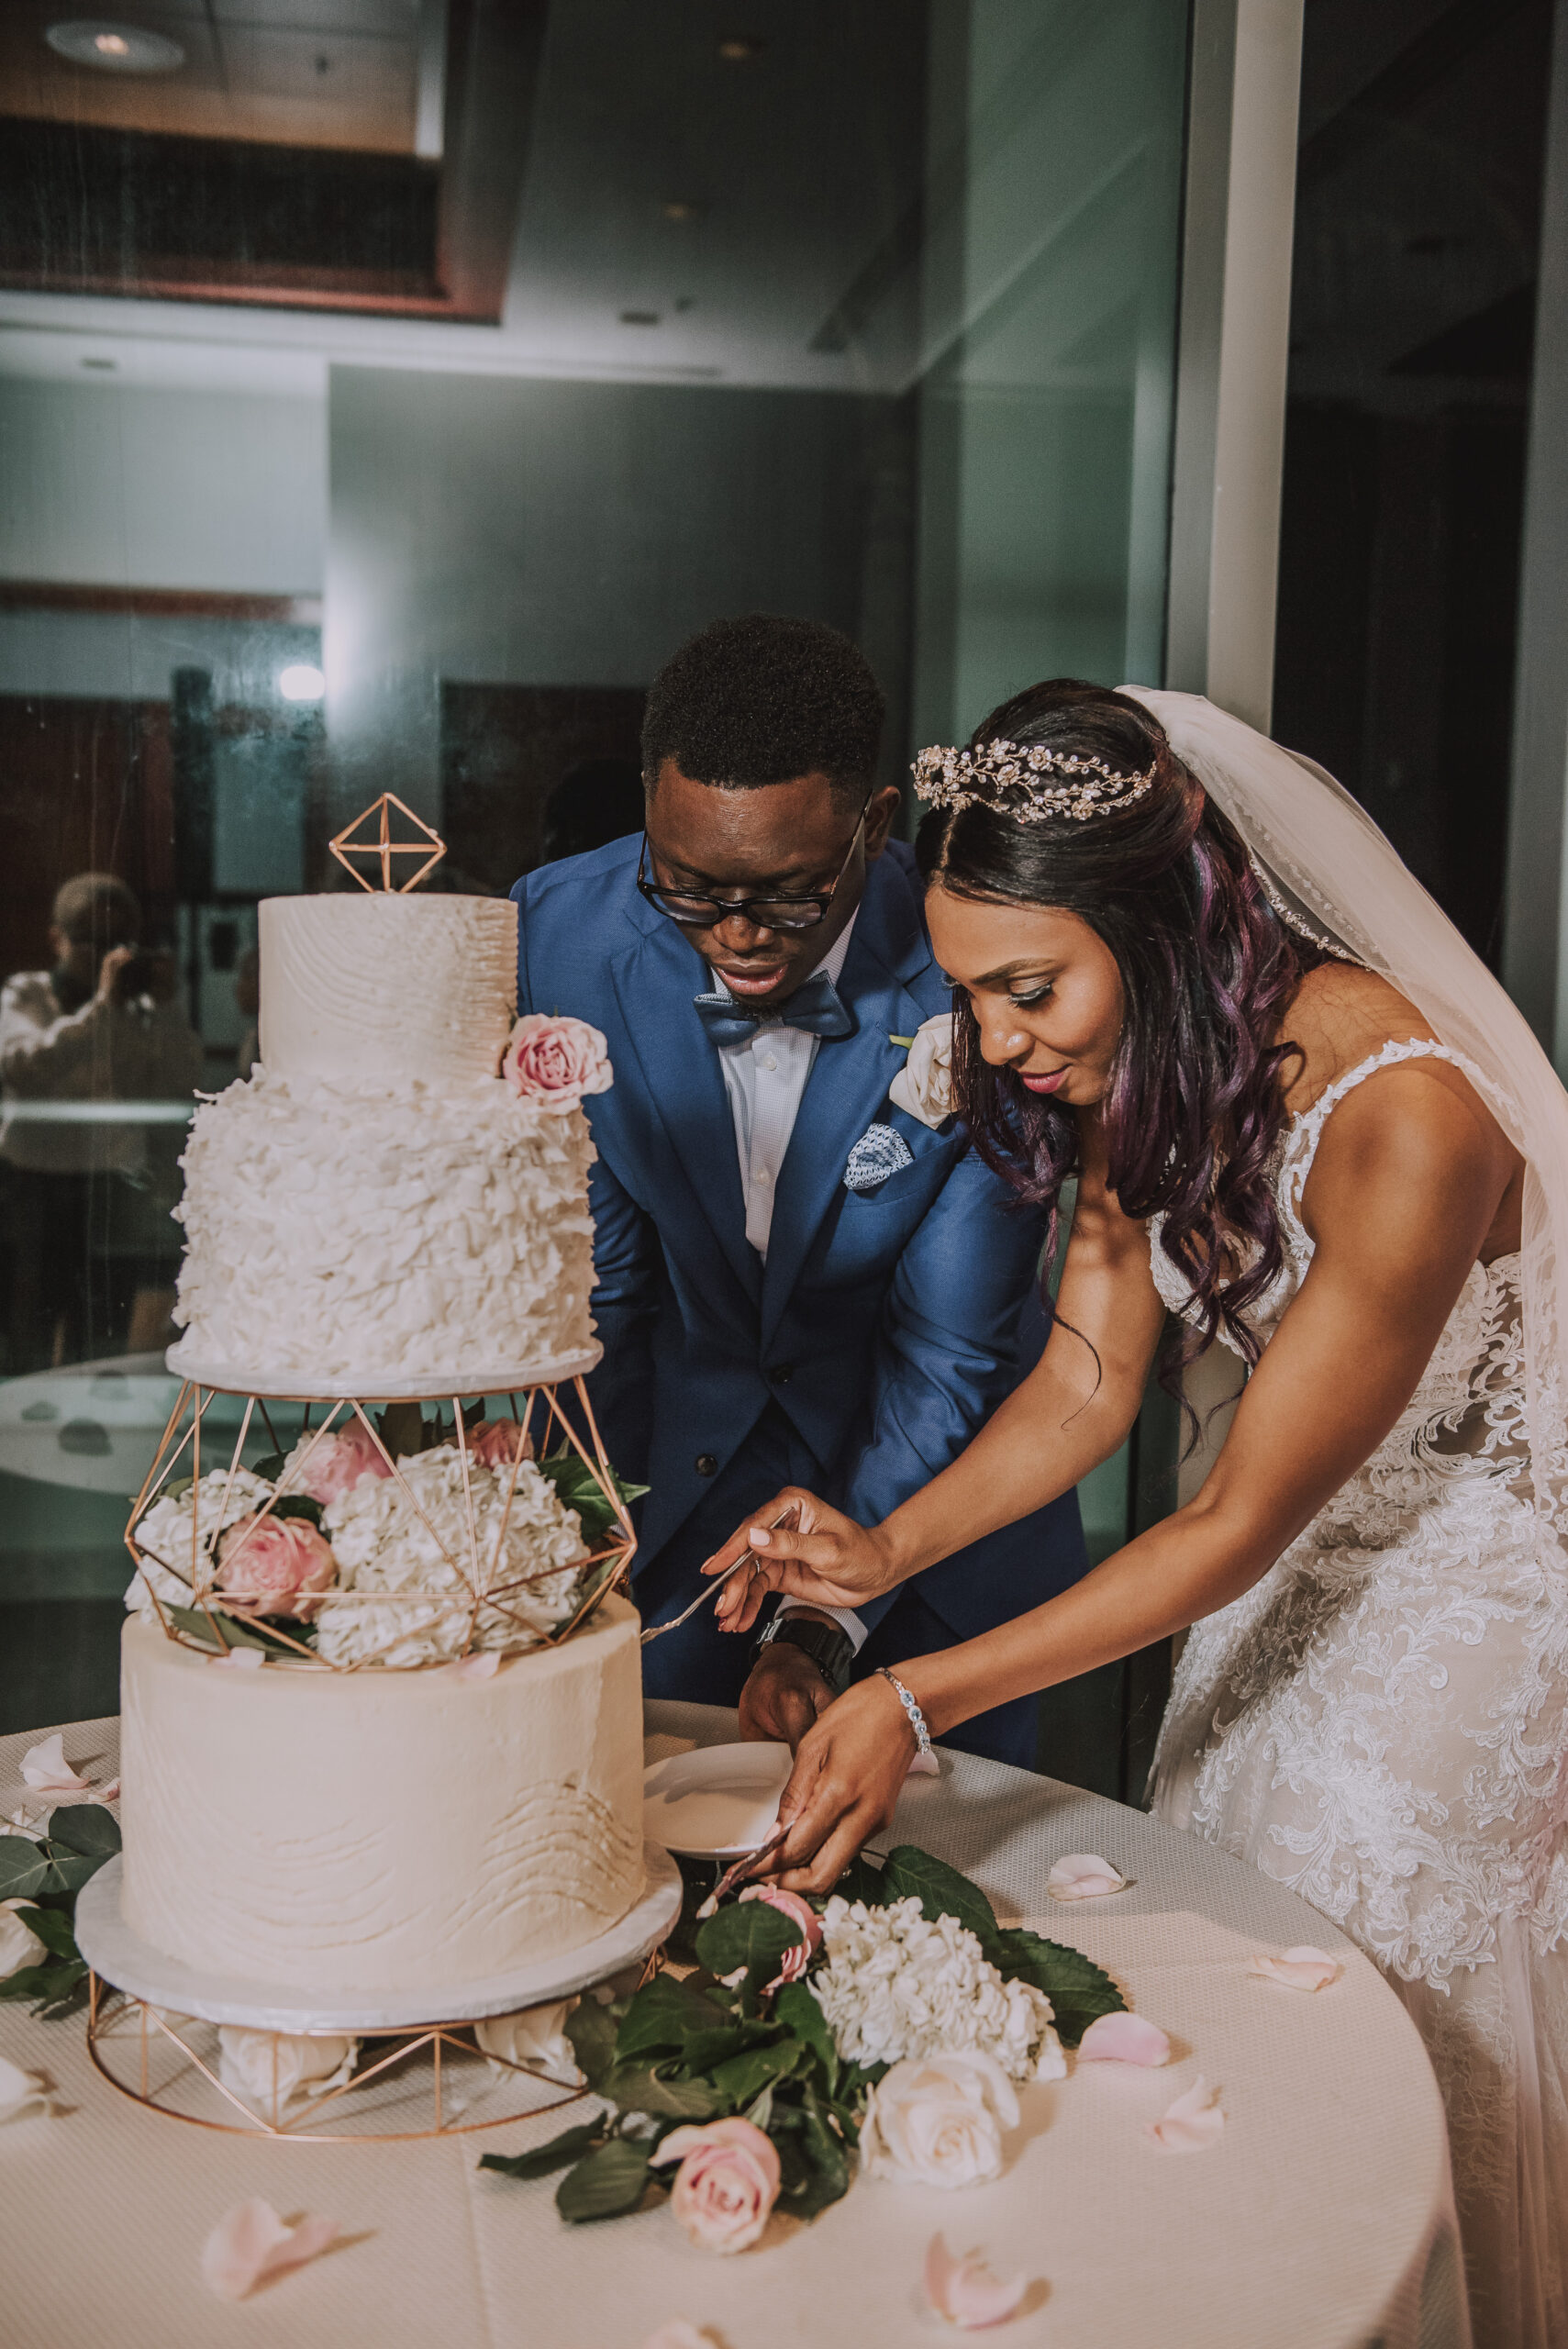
[[876, 1666, 933, 1761]]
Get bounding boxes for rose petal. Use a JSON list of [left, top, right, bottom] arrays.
[[211, 1647, 265, 1670], [1046, 1854, 1128, 1901], [1143, 2075, 1224, 2153], [1075, 2011, 1171, 2067], [924, 2235, 1029, 2330], [20, 1733, 93, 1796], [0, 2055, 55, 2121], [201, 2199, 338, 2301], [444, 1651, 502, 1682], [1249, 1945, 1342, 1993]]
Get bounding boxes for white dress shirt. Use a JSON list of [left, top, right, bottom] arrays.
[[707, 913, 866, 1653]]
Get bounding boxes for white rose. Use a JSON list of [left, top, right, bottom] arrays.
[[888, 1015, 954, 1130], [217, 2027, 359, 2113], [473, 1999, 582, 2087], [0, 1900, 45, 1981], [861, 2051, 1019, 2188]]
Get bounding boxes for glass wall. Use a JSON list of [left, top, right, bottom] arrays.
[[0, 0, 1190, 1741]]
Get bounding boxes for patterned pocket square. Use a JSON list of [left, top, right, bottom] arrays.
[[844, 1123, 915, 1193]]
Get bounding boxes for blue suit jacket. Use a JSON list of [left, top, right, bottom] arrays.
[[510, 837, 1085, 1642]]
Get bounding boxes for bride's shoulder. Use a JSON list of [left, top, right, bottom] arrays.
[[1276, 963, 1436, 1119]]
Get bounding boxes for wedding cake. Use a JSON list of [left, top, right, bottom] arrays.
[[167, 891, 596, 1393], [117, 870, 647, 2002]]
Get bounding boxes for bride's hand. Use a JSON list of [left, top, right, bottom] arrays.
[[750, 1676, 917, 1894], [701, 1487, 898, 1635]]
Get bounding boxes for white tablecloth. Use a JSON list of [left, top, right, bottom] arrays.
[[1, 1706, 1467, 2349]]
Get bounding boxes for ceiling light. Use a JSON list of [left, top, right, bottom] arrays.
[[278, 664, 325, 703], [662, 200, 704, 224], [46, 20, 186, 72], [717, 36, 765, 61]]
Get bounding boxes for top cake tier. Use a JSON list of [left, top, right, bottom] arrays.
[[259, 894, 518, 1090]]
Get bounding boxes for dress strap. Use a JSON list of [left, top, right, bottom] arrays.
[[1282, 1038, 1508, 1223]]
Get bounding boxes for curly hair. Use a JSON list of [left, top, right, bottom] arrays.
[[641, 614, 884, 804], [916, 680, 1332, 1376]]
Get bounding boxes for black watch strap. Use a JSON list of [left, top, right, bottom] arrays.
[[755, 1612, 854, 1697]]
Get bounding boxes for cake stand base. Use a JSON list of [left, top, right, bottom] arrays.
[[76, 1842, 683, 2031], [78, 1842, 684, 2142]]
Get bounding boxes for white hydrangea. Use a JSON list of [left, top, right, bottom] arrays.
[[128, 1467, 276, 1616], [809, 1896, 1063, 2084], [313, 1442, 588, 1668]]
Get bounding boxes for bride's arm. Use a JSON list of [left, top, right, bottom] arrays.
[[705, 1117, 1168, 1631], [758, 1060, 1519, 1891]]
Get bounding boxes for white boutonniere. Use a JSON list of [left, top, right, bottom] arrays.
[[888, 1014, 954, 1130]]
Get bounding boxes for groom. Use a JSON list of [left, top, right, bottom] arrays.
[[510, 615, 1085, 1765]]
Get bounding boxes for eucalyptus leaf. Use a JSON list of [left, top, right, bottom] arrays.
[[39, 1851, 105, 1896], [878, 1846, 998, 1944], [613, 1971, 725, 2063], [990, 1926, 1125, 2047], [479, 2120, 605, 2181], [555, 2137, 652, 2223], [46, 1804, 121, 1859], [0, 1839, 50, 1901], [12, 1905, 80, 1963]]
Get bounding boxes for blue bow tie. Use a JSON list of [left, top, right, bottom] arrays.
[[693, 969, 856, 1049]]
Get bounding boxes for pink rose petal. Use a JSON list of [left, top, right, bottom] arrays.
[[1249, 1945, 1342, 1993], [1075, 2011, 1171, 2066], [444, 1651, 502, 1682], [1143, 2075, 1224, 2154], [924, 2235, 1029, 2330], [20, 1734, 94, 1796], [201, 2199, 338, 2301], [1046, 1853, 1127, 1901]]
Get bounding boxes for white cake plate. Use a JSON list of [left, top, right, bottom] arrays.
[[161, 1341, 603, 1403], [75, 1842, 683, 2033]]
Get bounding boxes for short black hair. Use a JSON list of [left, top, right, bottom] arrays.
[[641, 614, 884, 804]]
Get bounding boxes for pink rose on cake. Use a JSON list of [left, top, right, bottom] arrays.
[[501, 1014, 613, 1111], [283, 1421, 392, 1506], [215, 1514, 337, 1619]]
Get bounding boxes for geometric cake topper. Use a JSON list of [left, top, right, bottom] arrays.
[[329, 793, 447, 895]]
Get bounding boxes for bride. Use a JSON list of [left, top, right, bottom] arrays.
[[701, 681, 1568, 2346]]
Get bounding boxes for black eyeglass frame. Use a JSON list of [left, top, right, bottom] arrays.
[[635, 798, 872, 932]]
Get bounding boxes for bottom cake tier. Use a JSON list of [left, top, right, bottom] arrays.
[[117, 1596, 645, 1996]]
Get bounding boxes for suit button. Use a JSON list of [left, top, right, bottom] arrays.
[[773, 1364, 794, 1385], [695, 1453, 718, 1477]]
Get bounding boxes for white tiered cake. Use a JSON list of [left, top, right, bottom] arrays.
[[115, 874, 648, 2006], [168, 892, 597, 1395]]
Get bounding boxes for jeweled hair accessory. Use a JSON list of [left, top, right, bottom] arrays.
[[913, 738, 1157, 822]]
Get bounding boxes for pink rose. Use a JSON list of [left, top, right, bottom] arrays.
[[738, 1884, 822, 1984], [216, 1514, 337, 1619], [467, 1419, 535, 1471], [650, 2117, 781, 2254], [501, 1015, 613, 1112], [285, 1422, 391, 1506]]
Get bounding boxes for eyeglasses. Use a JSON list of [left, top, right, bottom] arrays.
[[636, 803, 869, 932]]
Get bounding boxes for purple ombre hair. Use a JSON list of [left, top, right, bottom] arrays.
[[915, 681, 1331, 1380]]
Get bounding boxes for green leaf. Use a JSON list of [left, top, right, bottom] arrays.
[[161, 1475, 194, 1503], [602, 2064, 725, 2121], [879, 1846, 997, 1943], [774, 1979, 838, 2087], [0, 1838, 50, 1901], [613, 1972, 726, 2064], [46, 1804, 121, 1859], [680, 2024, 755, 2072], [991, 1926, 1126, 2048], [479, 2120, 606, 2181], [706, 2038, 806, 2107], [773, 2082, 852, 2219], [564, 1998, 621, 2093], [250, 1452, 286, 1482], [555, 2137, 652, 2223], [38, 1851, 105, 1896], [535, 1449, 648, 1547], [833, 1854, 888, 1908], [694, 1899, 802, 2000], [13, 1906, 80, 1963], [0, 1957, 89, 2017], [165, 1604, 308, 1660], [271, 1493, 324, 1528]]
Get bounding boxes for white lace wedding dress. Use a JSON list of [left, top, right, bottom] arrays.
[[1147, 1040, 1568, 2349]]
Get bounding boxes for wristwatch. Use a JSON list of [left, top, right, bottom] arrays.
[[754, 1611, 854, 1697]]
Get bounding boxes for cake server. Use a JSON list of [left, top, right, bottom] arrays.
[[639, 1502, 800, 1647]]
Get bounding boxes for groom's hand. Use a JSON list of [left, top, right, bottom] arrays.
[[739, 1642, 835, 1751]]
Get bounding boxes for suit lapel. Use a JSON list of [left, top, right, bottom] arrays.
[[609, 919, 762, 1317], [760, 857, 932, 1345]]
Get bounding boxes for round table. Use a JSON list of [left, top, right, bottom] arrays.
[[1, 1705, 1467, 2349]]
